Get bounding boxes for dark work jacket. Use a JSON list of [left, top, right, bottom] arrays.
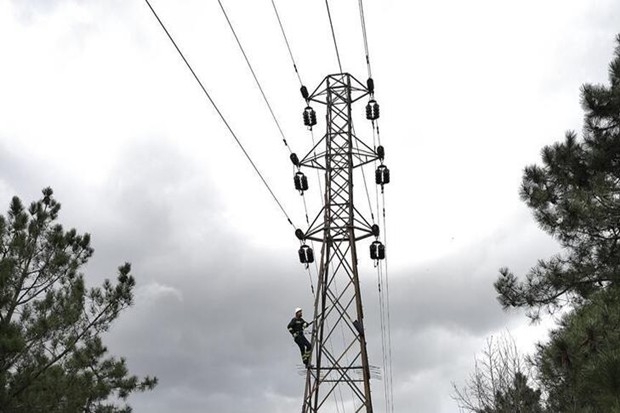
[[287, 317, 309, 336]]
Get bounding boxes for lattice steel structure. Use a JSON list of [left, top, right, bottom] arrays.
[[297, 73, 382, 413]]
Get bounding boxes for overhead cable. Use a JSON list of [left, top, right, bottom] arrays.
[[357, 0, 372, 78], [381, 190, 394, 413], [217, 0, 293, 153], [352, 124, 375, 224], [143, 0, 296, 228], [270, 0, 304, 86], [376, 263, 389, 413], [324, 0, 343, 73], [372, 118, 393, 412]]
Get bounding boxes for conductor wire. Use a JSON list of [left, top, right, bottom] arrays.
[[270, 0, 304, 86], [217, 0, 294, 153], [144, 0, 296, 228], [324, 0, 343, 73], [358, 0, 372, 78]]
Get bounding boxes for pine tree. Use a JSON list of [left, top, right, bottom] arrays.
[[534, 288, 620, 412], [495, 35, 620, 320], [486, 372, 544, 413], [0, 188, 157, 412], [493, 34, 620, 413]]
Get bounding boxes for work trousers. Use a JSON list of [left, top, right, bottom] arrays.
[[294, 334, 312, 363]]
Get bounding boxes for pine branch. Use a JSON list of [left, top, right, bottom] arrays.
[[10, 297, 122, 398]]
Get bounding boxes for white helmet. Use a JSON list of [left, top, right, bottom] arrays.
[[295, 307, 302, 315]]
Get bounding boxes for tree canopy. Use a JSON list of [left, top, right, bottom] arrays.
[[485, 34, 620, 413], [535, 288, 620, 412], [0, 188, 156, 412], [495, 36, 620, 320]]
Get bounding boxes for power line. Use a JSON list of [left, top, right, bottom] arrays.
[[381, 191, 394, 413], [352, 124, 375, 225], [370, 115, 393, 412], [217, 0, 293, 153], [324, 0, 343, 73], [270, 0, 304, 86], [143, 0, 296, 228], [375, 172, 394, 412], [357, 0, 372, 79], [376, 262, 389, 413]]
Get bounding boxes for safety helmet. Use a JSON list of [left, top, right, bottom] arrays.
[[295, 307, 302, 314]]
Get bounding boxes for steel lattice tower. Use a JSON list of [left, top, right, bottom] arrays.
[[296, 73, 383, 413]]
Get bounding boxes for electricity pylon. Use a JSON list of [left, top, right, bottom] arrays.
[[294, 73, 385, 413]]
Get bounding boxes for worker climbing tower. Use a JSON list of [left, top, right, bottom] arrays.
[[292, 73, 388, 413]]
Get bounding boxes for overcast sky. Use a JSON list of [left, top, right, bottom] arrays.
[[1, 1, 619, 412]]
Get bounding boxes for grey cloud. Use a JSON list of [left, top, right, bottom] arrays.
[[0, 142, 55, 200], [0, 115, 562, 413], [380, 221, 558, 337], [103, 210, 558, 413]]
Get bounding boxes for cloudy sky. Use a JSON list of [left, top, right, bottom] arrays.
[[1, 0, 619, 412]]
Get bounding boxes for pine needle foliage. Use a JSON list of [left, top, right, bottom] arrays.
[[490, 34, 620, 413], [495, 35, 620, 320], [0, 188, 157, 413]]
